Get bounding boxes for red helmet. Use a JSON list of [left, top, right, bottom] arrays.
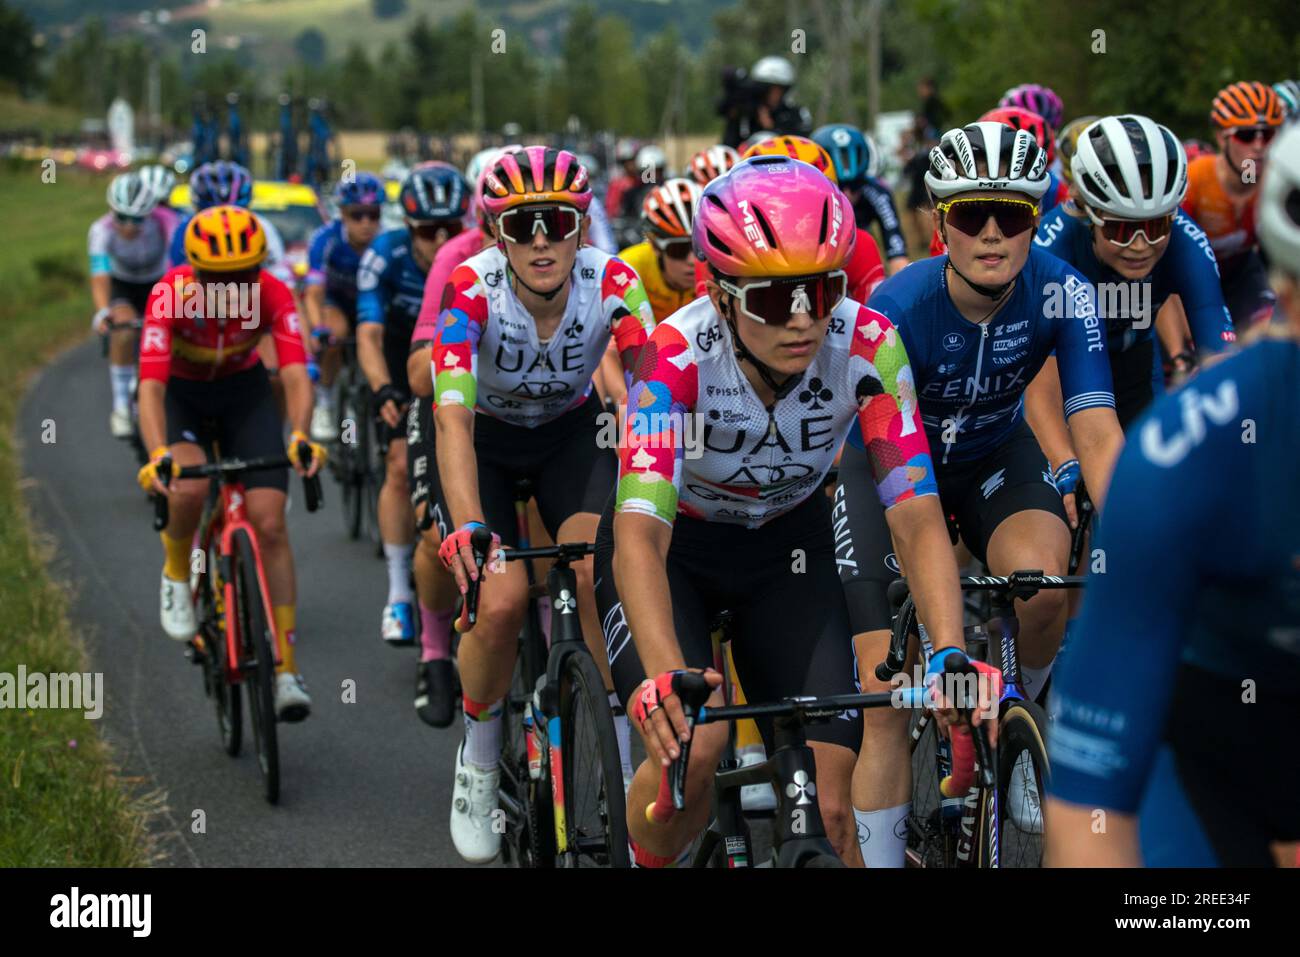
[[689, 144, 741, 186], [981, 106, 1055, 164]]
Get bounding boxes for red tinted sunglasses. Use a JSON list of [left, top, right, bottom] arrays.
[[411, 220, 466, 241], [1230, 127, 1277, 145]]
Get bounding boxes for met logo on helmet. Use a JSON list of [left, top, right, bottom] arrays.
[[736, 199, 768, 250]]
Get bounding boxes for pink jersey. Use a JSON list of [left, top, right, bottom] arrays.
[[411, 227, 493, 347]]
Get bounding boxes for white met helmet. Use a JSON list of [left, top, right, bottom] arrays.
[[751, 55, 796, 87], [1258, 123, 1300, 278], [1071, 115, 1187, 219], [924, 121, 1050, 201], [138, 164, 176, 206], [106, 171, 159, 217], [636, 144, 667, 172]]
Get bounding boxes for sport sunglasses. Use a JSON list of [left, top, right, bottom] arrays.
[[716, 270, 847, 326], [935, 197, 1040, 238], [410, 220, 466, 241], [344, 206, 383, 222], [1082, 205, 1174, 247], [496, 205, 581, 245], [114, 212, 144, 225], [1230, 127, 1277, 145], [650, 235, 694, 260]]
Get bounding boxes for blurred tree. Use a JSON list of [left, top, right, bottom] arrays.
[[372, 0, 407, 20], [0, 0, 41, 95]]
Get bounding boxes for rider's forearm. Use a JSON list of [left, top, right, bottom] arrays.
[[138, 379, 167, 453], [90, 273, 111, 312], [407, 345, 433, 398], [885, 495, 965, 652], [1071, 407, 1124, 511], [356, 322, 390, 392], [1024, 357, 1077, 471], [280, 364, 314, 437], [611, 513, 683, 676], [1044, 799, 1142, 867], [433, 406, 485, 530], [303, 284, 325, 331], [1155, 295, 1190, 358]]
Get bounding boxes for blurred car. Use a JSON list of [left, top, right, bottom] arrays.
[[76, 147, 131, 171], [168, 180, 327, 276]]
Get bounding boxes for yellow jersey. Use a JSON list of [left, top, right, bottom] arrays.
[[618, 241, 694, 324]]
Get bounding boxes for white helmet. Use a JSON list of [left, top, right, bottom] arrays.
[[636, 144, 667, 172], [1258, 123, 1300, 278], [924, 121, 1049, 201], [106, 172, 159, 217], [1071, 115, 1187, 219], [751, 55, 796, 87], [138, 164, 176, 206]]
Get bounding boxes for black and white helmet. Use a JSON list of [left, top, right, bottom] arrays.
[[106, 172, 159, 218], [137, 164, 176, 206], [1258, 124, 1300, 278], [924, 121, 1050, 201], [1071, 115, 1187, 219]]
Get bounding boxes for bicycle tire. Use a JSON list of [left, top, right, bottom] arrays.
[[231, 529, 280, 805], [979, 699, 1051, 868], [557, 649, 630, 867], [500, 607, 554, 868], [196, 534, 241, 756], [334, 371, 365, 540]]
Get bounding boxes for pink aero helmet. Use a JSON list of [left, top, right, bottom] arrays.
[[480, 145, 592, 217], [692, 154, 855, 277]]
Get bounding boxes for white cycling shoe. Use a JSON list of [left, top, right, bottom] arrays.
[[737, 747, 778, 813], [310, 403, 338, 442], [450, 742, 501, 864], [110, 407, 133, 439], [1007, 751, 1044, 834], [160, 572, 196, 641], [274, 672, 312, 723]]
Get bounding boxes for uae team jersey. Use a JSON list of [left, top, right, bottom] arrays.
[[1181, 154, 1259, 273], [88, 208, 177, 283], [432, 246, 654, 428], [615, 296, 937, 529], [140, 266, 307, 383]]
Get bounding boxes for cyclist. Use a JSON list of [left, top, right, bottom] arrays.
[[999, 82, 1064, 131], [89, 171, 178, 439], [431, 147, 654, 862], [357, 162, 471, 649], [1033, 115, 1235, 444], [168, 162, 291, 285], [1045, 122, 1300, 867], [595, 154, 991, 867], [604, 138, 640, 220], [618, 178, 703, 323], [1055, 115, 1100, 196], [1181, 81, 1285, 329], [813, 123, 910, 274], [687, 144, 740, 187], [833, 122, 1124, 865], [135, 205, 326, 720], [305, 172, 386, 441]]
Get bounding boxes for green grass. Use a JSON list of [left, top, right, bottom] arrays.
[[0, 163, 155, 866], [0, 92, 85, 137]]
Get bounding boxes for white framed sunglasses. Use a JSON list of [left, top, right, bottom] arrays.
[[496, 204, 581, 244], [716, 270, 848, 326]]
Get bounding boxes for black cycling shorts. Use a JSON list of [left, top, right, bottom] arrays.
[[427, 393, 615, 545], [837, 422, 1066, 634], [1108, 338, 1157, 432], [406, 394, 447, 538], [165, 365, 288, 492], [324, 293, 358, 330], [109, 276, 156, 317], [595, 491, 863, 754]]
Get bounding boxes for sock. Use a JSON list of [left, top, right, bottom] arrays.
[[314, 383, 331, 406], [383, 542, 414, 604], [462, 696, 503, 770], [855, 804, 909, 868], [273, 604, 297, 675], [419, 604, 453, 663], [609, 692, 633, 780], [110, 365, 134, 412], [160, 532, 190, 581], [1021, 662, 1054, 704], [630, 838, 693, 868]]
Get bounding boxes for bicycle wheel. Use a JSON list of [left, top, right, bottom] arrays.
[[195, 535, 241, 756], [980, 700, 1051, 868], [905, 709, 958, 867], [499, 609, 554, 868], [231, 529, 280, 804], [556, 648, 630, 867]]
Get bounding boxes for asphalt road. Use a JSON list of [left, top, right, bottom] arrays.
[[21, 338, 466, 867]]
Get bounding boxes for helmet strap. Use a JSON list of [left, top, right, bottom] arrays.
[[946, 257, 1015, 301], [721, 300, 803, 402]]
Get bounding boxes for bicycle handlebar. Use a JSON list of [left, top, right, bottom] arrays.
[[453, 535, 596, 633], [151, 448, 324, 531]]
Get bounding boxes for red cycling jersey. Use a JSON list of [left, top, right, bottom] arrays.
[[140, 266, 307, 383]]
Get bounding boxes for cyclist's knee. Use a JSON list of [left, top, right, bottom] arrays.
[[248, 503, 289, 551]]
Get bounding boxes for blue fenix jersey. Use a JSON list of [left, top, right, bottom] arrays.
[[356, 227, 428, 337]]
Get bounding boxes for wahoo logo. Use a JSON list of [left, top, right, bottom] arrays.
[[980, 468, 1006, 500], [943, 333, 964, 352], [736, 199, 768, 250]]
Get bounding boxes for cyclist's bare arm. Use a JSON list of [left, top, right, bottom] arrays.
[[280, 363, 315, 445], [1045, 798, 1142, 867], [138, 379, 167, 456], [407, 344, 432, 398], [1024, 356, 1081, 525], [433, 403, 487, 589], [303, 283, 325, 333], [883, 495, 965, 654], [1069, 406, 1123, 510], [596, 338, 625, 407], [91, 273, 111, 313], [357, 322, 390, 392], [1156, 294, 1191, 361]]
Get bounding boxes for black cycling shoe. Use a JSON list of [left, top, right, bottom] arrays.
[[415, 658, 456, 728]]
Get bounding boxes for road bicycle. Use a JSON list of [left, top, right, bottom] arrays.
[[152, 447, 323, 804], [878, 569, 1085, 868], [456, 486, 629, 868], [322, 334, 382, 550], [99, 314, 147, 465]]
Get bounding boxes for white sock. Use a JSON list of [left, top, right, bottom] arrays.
[[314, 383, 331, 406], [609, 692, 633, 779], [1021, 662, 1054, 703], [110, 365, 134, 412], [462, 701, 503, 770], [383, 542, 414, 604], [855, 804, 909, 868]]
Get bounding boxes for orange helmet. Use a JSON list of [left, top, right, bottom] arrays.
[[1210, 81, 1285, 129], [184, 204, 267, 271], [741, 134, 838, 184], [641, 178, 702, 239], [689, 144, 741, 186]]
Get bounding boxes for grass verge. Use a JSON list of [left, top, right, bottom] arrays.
[[0, 162, 156, 866]]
